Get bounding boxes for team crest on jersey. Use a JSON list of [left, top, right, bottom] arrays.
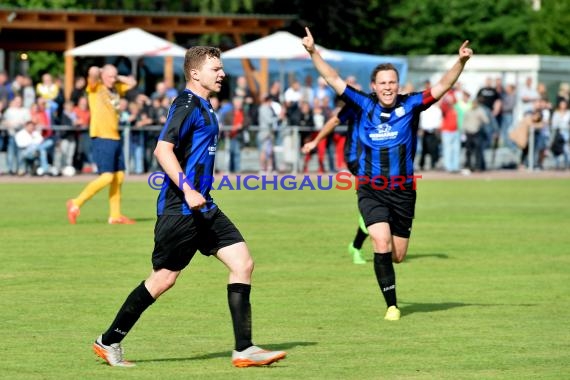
[[369, 124, 398, 141], [208, 135, 218, 155], [395, 106, 405, 117]]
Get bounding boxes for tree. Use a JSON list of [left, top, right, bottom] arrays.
[[380, 0, 532, 55], [528, 0, 570, 55]]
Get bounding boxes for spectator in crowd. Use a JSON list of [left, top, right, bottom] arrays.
[[257, 94, 279, 174], [150, 81, 168, 101], [318, 95, 336, 172], [556, 82, 570, 105], [118, 98, 131, 127], [0, 70, 12, 110], [268, 80, 281, 103], [123, 75, 141, 102], [284, 78, 302, 126], [146, 96, 169, 172], [519, 76, 540, 115], [21, 75, 36, 109], [536, 99, 552, 170], [31, 98, 56, 172], [537, 82, 551, 105], [462, 98, 489, 173], [440, 92, 461, 173], [314, 76, 335, 109], [298, 100, 323, 173], [418, 99, 442, 171], [550, 99, 570, 170], [1, 95, 31, 174], [54, 100, 79, 175], [495, 77, 504, 97], [301, 74, 315, 105], [128, 100, 153, 174], [35, 73, 60, 119], [223, 96, 249, 173], [234, 75, 253, 101], [163, 77, 179, 99], [73, 96, 92, 172], [53, 76, 66, 121], [70, 76, 86, 105], [15, 120, 52, 176], [476, 77, 502, 155], [345, 75, 361, 90], [11, 74, 36, 109], [510, 108, 546, 170], [500, 83, 517, 150]]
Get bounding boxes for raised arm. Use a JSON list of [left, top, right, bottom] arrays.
[[302, 27, 346, 96], [301, 115, 340, 154], [87, 66, 101, 90], [430, 40, 473, 100], [118, 74, 137, 91]]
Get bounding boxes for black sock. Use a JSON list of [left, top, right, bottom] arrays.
[[101, 281, 155, 345], [227, 283, 253, 351], [353, 227, 368, 249], [373, 252, 397, 307]]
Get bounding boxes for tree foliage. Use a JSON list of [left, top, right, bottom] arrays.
[[378, 0, 533, 55], [2, 0, 570, 55], [26, 51, 64, 80], [528, 0, 570, 55]]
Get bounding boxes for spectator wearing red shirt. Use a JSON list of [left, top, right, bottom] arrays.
[[440, 93, 461, 173], [223, 96, 249, 173]]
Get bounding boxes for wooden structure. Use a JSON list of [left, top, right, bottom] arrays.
[[0, 7, 294, 99]]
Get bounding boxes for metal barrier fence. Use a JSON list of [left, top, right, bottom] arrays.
[[0, 124, 542, 174]]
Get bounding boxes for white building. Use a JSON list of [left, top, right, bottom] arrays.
[[403, 54, 570, 119]]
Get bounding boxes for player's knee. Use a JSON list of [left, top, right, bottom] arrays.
[[114, 171, 125, 184], [371, 238, 392, 253], [392, 250, 407, 263], [392, 254, 405, 264], [99, 172, 115, 184], [239, 256, 254, 276], [147, 272, 178, 297]]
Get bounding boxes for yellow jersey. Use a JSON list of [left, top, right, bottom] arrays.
[[87, 81, 130, 140]]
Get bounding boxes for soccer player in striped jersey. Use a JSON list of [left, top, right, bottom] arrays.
[[93, 46, 285, 368], [302, 27, 472, 321]]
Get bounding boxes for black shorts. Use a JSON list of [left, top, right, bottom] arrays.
[[152, 207, 245, 271], [357, 183, 416, 238]]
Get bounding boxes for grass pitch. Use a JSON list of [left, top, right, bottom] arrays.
[[0, 175, 569, 379]]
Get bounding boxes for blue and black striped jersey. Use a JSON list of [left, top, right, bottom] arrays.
[[156, 89, 219, 215], [341, 85, 436, 185]]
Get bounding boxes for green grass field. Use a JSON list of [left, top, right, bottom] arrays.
[[1, 176, 569, 379]]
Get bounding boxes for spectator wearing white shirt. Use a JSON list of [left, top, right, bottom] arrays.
[[418, 101, 443, 171], [519, 76, 540, 115], [1, 95, 31, 174], [15, 120, 51, 175], [550, 99, 570, 169], [283, 79, 303, 125]]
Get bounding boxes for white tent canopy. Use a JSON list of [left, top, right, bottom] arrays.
[[221, 31, 342, 96], [221, 31, 341, 61], [65, 27, 187, 58], [221, 31, 408, 93]]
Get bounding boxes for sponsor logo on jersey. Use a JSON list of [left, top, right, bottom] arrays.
[[369, 124, 398, 141]]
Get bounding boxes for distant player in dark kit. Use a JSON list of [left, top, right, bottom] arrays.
[[93, 46, 286, 368]]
